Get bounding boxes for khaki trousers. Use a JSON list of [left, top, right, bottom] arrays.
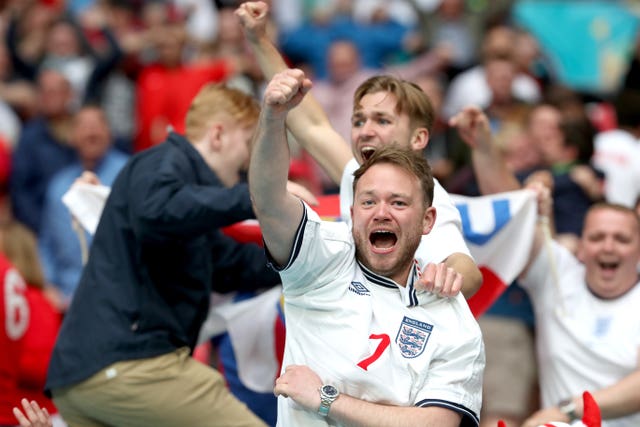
[[52, 348, 268, 427]]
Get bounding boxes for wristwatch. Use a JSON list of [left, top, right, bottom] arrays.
[[318, 384, 340, 417], [558, 398, 579, 422]]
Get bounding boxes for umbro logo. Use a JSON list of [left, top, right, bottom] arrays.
[[349, 281, 370, 296]]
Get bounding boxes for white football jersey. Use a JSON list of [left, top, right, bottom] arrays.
[[520, 242, 640, 427], [592, 129, 640, 208], [273, 204, 484, 427]]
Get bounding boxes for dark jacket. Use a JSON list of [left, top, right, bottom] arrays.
[[10, 117, 78, 233], [46, 132, 280, 391]]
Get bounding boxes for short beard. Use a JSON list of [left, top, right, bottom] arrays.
[[353, 232, 421, 283]]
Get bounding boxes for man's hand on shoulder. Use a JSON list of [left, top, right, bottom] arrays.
[[416, 262, 463, 297]]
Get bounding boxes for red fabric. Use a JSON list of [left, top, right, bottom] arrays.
[[588, 102, 617, 132], [0, 255, 28, 424], [273, 305, 286, 380], [38, 0, 62, 8], [582, 391, 601, 427], [467, 267, 509, 318], [193, 341, 212, 365], [310, 194, 341, 218], [0, 136, 12, 189], [17, 288, 61, 415], [289, 151, 323, 196], [222, 195, 341, 244], [134, 60, 231, 152]]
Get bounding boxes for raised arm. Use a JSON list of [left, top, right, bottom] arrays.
[[236, 1, 352, 184], [519, 181, 554, 279], [249, 69, 312, 265], [449, 106, 521, 194]]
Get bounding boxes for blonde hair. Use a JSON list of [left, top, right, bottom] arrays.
[[184, 83, 260, 142], [353, 75, 435, 134], [0, 221, 46, 288]]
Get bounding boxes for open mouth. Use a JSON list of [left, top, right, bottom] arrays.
[[361, 147, 376, 161], [598, 261, 619, 273], [369, 230, 397, 250]]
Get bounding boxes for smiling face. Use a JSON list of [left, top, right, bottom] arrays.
[[351, 162, 435, 285], [577, 205, 640, 299], [351, 92, 416, 164]]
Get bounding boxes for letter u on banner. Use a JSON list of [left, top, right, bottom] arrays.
[[457, 199, 511, 245]]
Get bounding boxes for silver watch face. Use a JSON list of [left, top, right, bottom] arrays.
[[321, 385, 339, 398]]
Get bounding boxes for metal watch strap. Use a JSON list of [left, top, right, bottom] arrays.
[[318, 385, 339, 417], [558, 398, 579, 422], [318, 399, 331, 417]]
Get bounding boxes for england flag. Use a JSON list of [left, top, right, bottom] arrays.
[[453, 190, 537, 316]]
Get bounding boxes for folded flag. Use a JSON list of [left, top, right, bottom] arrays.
[[452, 190, 537, 316]]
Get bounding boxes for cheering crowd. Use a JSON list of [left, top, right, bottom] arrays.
[[1, 0, 640, 426]]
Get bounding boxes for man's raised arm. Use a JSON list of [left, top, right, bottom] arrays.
[[249, 69, 312, 265], [449, 106, 521, 195], [236, 1, 351, 184]]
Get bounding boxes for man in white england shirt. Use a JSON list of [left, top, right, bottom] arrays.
[[236, 1, 482, 299], [249, 68, 484, 427]]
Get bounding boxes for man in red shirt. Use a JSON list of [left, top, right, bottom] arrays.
[[0, 254, 30, 426]]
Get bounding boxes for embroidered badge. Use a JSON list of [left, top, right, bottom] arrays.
[[349, 281, 370, 296], [396, 316, 432, 358]]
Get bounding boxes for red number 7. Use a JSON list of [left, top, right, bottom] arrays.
[[357, 333, 390, 371]]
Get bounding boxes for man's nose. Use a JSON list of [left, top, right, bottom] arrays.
[[359, 119, 376, 136], [373, 202, 391, 219], [602, 237, 615, 252]]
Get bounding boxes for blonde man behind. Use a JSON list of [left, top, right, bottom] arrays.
[[45, 84, 284, 427]]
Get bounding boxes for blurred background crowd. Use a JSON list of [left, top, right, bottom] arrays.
[[0, 0, 639, 426]]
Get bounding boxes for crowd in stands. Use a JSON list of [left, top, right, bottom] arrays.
[[1, 0, 639, 426]]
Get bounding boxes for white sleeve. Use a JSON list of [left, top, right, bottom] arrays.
[[415, 180, 472, 265], [279, 204, 354, 297], [415, 298, 484, 425], [339, 158, 359, 223]]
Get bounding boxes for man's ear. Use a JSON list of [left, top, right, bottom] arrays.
[[208, 123, 223, 151], [411, 127, 430, 151], [422, 206, 436, 235]]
